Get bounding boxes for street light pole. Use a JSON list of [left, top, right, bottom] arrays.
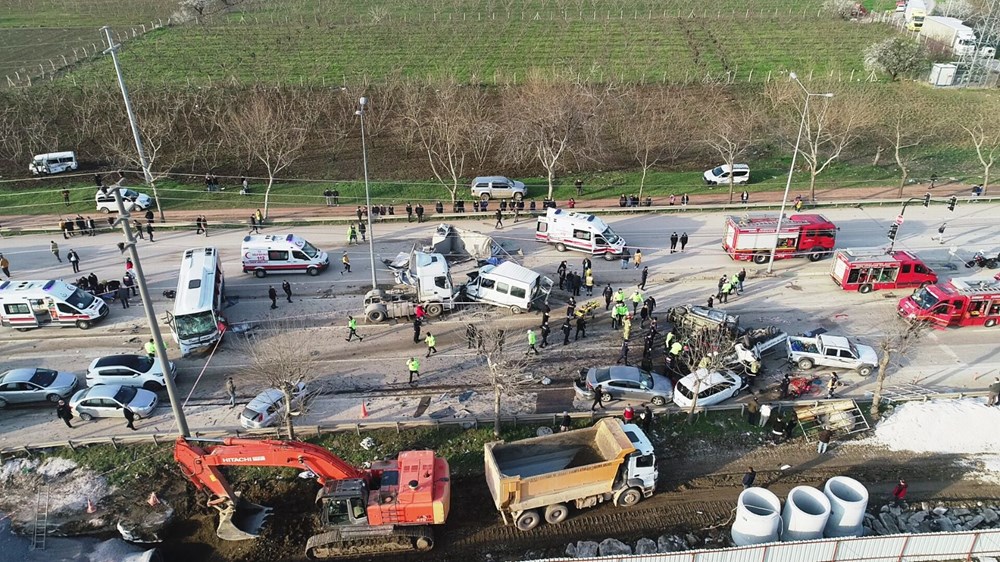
[[766, 74, 834, 274], [356, 97, 378, 291]]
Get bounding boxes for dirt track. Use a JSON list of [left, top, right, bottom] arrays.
[[157, 429, 1000, 562]]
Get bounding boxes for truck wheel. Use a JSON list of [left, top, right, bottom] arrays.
[[807, 248, 825, 262], [555, 243, 567, 252], [858, 365, 874, 377], [366, 310, 386, 323], [986, 319, 997, 328], [615, 487, 643, 507], [797, 358, 814, 370], [859, 284, 873, 294], [425, 303, 443, 317], [544, 504, 569, 525], [76, 319, 92, 330], [254, 269, 267, 278], [307, 267, 320, 277], [515, 510, 541, 531], [510, 305, 524, 314], [753, 253, 769, 265]]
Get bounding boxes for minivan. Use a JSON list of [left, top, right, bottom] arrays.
[[470, 176, 527, 201], [96, 187, 153, 213], [30, 151, 77, 175], [703, 164, 750, 186]]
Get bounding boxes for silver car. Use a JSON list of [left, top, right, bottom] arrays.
[[86, 355, 177, 391], [574, 366, 673, 406], [69, 384, 158, 420], [0, 368, 78, 408], [240, 382, 308, 429], [470, 176, 527, 201]]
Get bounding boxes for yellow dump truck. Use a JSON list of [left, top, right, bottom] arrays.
[[484, 418, 658, 531]]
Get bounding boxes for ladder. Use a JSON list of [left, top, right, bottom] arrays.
[[30, 485, 49, 551]]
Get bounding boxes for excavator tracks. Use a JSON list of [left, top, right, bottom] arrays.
[[305, 525, 434, 559]]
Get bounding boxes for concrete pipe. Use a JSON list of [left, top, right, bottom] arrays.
[[823, 476, 869, 538], [781, 486, 831, 542], [731, 487, 782, 546]]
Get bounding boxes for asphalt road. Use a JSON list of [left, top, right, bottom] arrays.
[[0, 203, 997, 449]]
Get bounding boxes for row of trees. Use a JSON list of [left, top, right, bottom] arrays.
[[3, 78, 999, 211]]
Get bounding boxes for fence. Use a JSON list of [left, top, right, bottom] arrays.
[[526, 529, 1000, 562]]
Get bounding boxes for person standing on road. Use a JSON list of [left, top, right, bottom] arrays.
[[931, 222, 947, 244], [730, 272, 741, 296], [50, 241, 62, 262], [631, 290, 643, 315], [282, 280, 293, 303], [585, 270, 595, 296], [123, 406, 137, 431], [746, 395, 760, 426], [575, 316, 586, 340], [737, 268, 747, 293], [407, 357, 420, 385], [891, 479, 908, 507], [526, 329, 539, 355], [741, 190, 749, 204], [56, 400, 73, 428], [268, 286, 278, 309], [144, 339, 156, 358], [201, 216, 209, 237], [680, 232, 689, 252], [413, 318, 423, 344], [828, 373, 839, 399], [406, 202, 414, 222], [540, 322, 550, 348], [988, 377, 1000, 406], [619, 246, 631, 269], [557, 261, 567, 290], [591, 384, 606, 411], [742, 467, 756, 489], [123, 274, 136, 297], [561, 318, 572, 346], [817, 427, 833, 454], [346, 316, 363, 342], [495, 209, 503, 229], [424, 333, 437, 357], [348, 225, 358, 245], [226, 376, 237, 408], [639, 266, 648, 291], [623, 404, 635, 423], [133, 219, 144, 240], [195, 216, 205, 235], [415, 203, 424, 223], [617, 340, 630, 366], [324, 188, 334, 206], [332, 189, 340, 206], [87, 217, 97, 236], [358, 221, 367, 242], [146, 222, 154, 242], [117, 285, 130, 308], [603, 284, 614, 310], [669, 232, 679, 253], [249, 213, 259, 234], [342, 252, 351, 274], [540, 302, 550, 326], [67, 249, 80, 273], [720, 279, 732, 304], [633, 248, 642, 269]]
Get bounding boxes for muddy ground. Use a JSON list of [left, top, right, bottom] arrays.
[[152, 426, 1000, 562]]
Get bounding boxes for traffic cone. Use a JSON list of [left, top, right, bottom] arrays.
[[86, 498, 96, 514], [361, 401, 369, 418], [147, 492, 161, 507]]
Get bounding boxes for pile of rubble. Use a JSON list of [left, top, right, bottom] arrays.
[[866, 502, 1000, 535], [564, 534, 696, 557]]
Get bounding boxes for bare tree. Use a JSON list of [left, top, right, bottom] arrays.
[[237, 323, 321, 440], [676, 327, 737, 422], [467, 320, 539, 438], [868, 314, 928, 420], [227, 89, 310, 218], [880, 104, 930, 197], [702, 92, 762, 203], [962, 106, 1000, 195]]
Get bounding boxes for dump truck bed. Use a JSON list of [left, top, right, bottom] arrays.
[[484, 418, 636, 514]]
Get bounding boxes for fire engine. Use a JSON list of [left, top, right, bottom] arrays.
[[898, 275, 1000, 328], [831, 249, 937, 293], [722, 214, 837, 264]]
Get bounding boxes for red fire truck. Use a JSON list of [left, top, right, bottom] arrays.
[[722, 214, 837, 264], [831, 249, 938, 293], [898, 275, 1000, 328]]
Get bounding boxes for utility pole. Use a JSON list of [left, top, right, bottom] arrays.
[[112, 189, 190, 436], [101, 26, 165, 223]]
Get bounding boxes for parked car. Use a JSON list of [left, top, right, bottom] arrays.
[[703, 164, 750, 186], [470, 176, 527, 201], [86, 355, 177, 391], [574, 366, 672, 406], [0, 368, 78, 408], [69, 384, 158, 420], [95, 187, 153, 213], [672, 369, 743, 408], [239, 382, 308, 429]]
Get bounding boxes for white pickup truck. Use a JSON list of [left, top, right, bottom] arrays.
[[786, 334, 878, 376]]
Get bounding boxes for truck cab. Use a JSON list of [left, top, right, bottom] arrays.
[[619, 423, 658, 498]]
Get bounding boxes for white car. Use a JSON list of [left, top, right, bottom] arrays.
[[703, 164, 750, 186], [95, 187, 153, 213], [672, 369, 743, 408], [239, 382, 308, 429], [86, 355, 177, 391], [69, 384, 158, 420]]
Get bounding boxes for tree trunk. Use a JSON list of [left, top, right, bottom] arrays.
[[809, 171, 818, 202], [493, 386, 502, 438], [638, 166, 648, 201], [264, 175, 275, 219], [873, 146, 883, 166], [728, 176, 735, 204], [686, 378, 701, 423], [985, 165, 992, 196], [869, 352, 892, 420], [546, 168, 555, 200], [897, 168, 907, 198], [150, 179, 166, 223], [283, 391, 296, 440]]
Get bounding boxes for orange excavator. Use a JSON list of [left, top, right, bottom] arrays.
[[174, 437, 451, 559]]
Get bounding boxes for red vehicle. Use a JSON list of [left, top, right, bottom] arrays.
[[174, 437, 450, 558], [898, 275, 1000, 328], [831, 249, 937, 293], [722, 214, 837, 264]]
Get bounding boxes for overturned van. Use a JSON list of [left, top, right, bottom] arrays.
[[463, 261, 552, 314]]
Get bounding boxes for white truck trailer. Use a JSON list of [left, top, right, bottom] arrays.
[[920, 16, 994, 58]]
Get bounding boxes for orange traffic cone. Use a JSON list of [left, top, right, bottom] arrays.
[[86, 498, 96, 514], [147, 492, 161, 507], [361, 401, 369, 418]]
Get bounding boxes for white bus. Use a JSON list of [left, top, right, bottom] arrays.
[[169, 247, 226, 355]]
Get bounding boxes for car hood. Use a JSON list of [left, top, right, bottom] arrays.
[[857, 345, 879, 365], [53, 372, 79, 391], [129, 390, 157, 410]]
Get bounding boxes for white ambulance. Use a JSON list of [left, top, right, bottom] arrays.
[[0, 279, 110, 330], [535, 207, 626, 259], [241, 234, 330, 277]]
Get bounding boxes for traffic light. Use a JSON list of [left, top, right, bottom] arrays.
[[923, 193, 931, 207], [948, 196, 957, 211], [887, 223, 899, 240]]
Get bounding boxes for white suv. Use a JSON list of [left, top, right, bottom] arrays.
[[86, 355, 177, 392], [704, 164, 750, 186], [470, 176, 527, 201], [96, 187, 153, 213]]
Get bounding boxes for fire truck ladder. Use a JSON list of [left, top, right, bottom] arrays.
[[30, 485, 50, 551]]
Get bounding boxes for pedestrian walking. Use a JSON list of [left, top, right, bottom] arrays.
[[358, 221, 367, 242], [891, 479, 908, 507], [631, 290, 643, 315], [268, 286, 278, 309], [669, 232, 679, 253], [195, 216, 204, 235], [144, 338, 156, 358], [707, 294, 714, 309], [720, 280, 732, 303], [746, 396, 760, 426], [249, 214, 260, 234], [737, 268, 747, 293], [226, 376, 237, 408], [424, 333, 437, 357], [540, 322, 550, 348], [633, 248, 642, 269], [574, 316, 586, 340], [591, 384, 606, 411], [603, 284, 614, 310], [87, 217, 97, 236], [56, 400, 73, 428], [828, 373, 839, 399], [134, 219, 144, 240], [623, 404, 635, 423], [931, 222, 947, 244], [779, 374, 790, 400], [557, 261, 567, 290], [560, 411, 571, 432], [561, 318, 572, 345], [201, 216, 209, 237], [117, 285, 130, 308], [639, 303, 649, 327], [741, 190, 749, 204], [67, 249, 80, 273], [494, 209, 503, 229], [988, 377, 1000, 406], [342, 252, 351, 274], [346, 316, 363, 342], [526, 329, 539, 355], [123, 274, 136, 297], [620, 247, 631, 269], [742, 467, 756, 489], [817, 427, 833, 454], [407, 357, 420, 385], [680, 232, 689, 251], [539, 302, 550, 326], [575, 178, 583, 196], [50, 241, 61, 262], [146, 222, 154, 242], [282, 280, 292, 303], [123, 406, 137, 431], [616, 340, 630, 366]]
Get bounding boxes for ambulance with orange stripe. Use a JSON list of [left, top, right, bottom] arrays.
[[535, 208, 625, 260]]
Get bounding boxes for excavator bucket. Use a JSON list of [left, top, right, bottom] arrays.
[[216, 497, 273, 541]]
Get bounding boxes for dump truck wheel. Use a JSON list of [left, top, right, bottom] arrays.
[[544, 504, 569, 525], [797, 358, 814, 370], [615, 487, 642, 507], [515, 510, 541, 531], [426, 303, 443, 317], [366, 310, 386, 323]]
